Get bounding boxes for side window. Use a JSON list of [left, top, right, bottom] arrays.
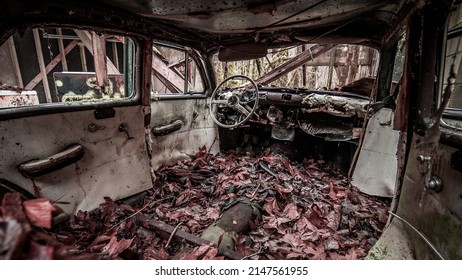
[[442, 4, 462, 112], [151, 43, 204, 95], [391, 34, 406, 91], [0, 28, 135, 109]]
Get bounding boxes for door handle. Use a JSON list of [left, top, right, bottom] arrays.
[[152, 119, 183, 136], [18, 144, 84, 178]]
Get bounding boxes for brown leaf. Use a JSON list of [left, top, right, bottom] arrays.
[[203, 246, 224, 260]]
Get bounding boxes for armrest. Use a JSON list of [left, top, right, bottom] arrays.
[[18, 144, 84, 178]]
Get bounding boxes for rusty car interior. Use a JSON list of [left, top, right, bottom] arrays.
[[0, 0, 462, 260]]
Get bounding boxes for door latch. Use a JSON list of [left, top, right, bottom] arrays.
[[417, 155, 443, 192], [118, 123, 134, 140], [88, 123, 106, 133]]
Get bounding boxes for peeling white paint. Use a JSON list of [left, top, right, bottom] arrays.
[[150, 98, 219, 170], [302, 93, 370, 117], [351, 108, 399, 197], [0, 90, 39, 108], [0, 106, 152, 214]]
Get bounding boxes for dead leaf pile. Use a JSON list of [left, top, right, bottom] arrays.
[[0, 192, 95, 259], [0, 146, 390, 260], [151, 147, 390, 260]]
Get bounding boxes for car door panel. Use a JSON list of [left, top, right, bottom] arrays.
[[394, 134, 462, 259], [0, 105, 152, 214], [150, 97, 219, 170]]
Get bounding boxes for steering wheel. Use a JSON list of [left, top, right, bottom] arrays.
[[209, 75, 259, 128]]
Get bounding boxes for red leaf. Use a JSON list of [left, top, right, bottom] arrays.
[[282, 203, 300, 221], [186, 219, 201, 233], [204, 207, 220, 220], [281, 233, 303, 248], [263, 197, 280, 215], [295, 216, 318, 232], [325, 206, 341, 231], [181, 244, 213, 260], [28, 241, 54, 260], [144, 247, 170, 260], [23, 199, 60, 229], [303, 243, 326, 260], [101, 236, 134, 257]]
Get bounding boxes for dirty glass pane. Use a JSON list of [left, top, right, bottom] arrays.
[[392, 35, 406, 83], [212, 44, 379, 95], [442, 4, 462, 110], [0, 28, 135, 108], [151, 44, 204, 95]]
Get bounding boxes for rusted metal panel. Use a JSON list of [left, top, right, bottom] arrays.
[[394, 135, 462, 259]]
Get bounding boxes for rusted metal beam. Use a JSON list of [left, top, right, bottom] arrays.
[[255, 44, 334, 85], [32, 29, 52, 103], [138, 215, 244, 260], [25, 40, 78, 90]]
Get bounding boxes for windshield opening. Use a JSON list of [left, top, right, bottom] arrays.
[[213, 44, 379, 96]]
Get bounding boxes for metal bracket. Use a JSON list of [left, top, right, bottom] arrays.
[[119, 123, 134, 140], [417, 155, 443, 193]]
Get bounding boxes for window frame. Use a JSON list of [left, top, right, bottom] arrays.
[[0, 26, 142, 121], [150, 40, 209, 100], [440, 5, 462, 121]]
